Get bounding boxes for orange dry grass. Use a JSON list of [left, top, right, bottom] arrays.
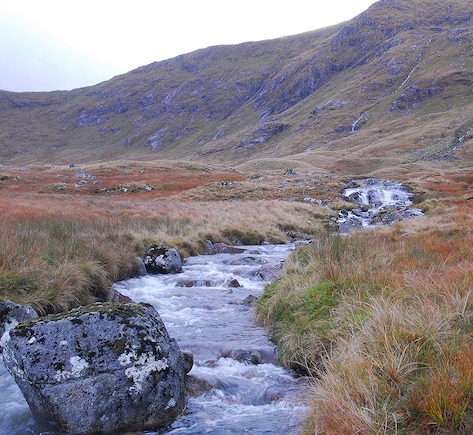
[[258, 202, 473, 434], [0, 182, 324, 313]]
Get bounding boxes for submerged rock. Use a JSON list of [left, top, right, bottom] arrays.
[[2, 302, 186, 434], [144, 245, 183, 274], [227, 349, 262, 365], [213, 243, 247, 254]]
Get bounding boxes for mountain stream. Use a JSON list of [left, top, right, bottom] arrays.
[[0, 243, 308, 435], [336, 178, 423, 232]]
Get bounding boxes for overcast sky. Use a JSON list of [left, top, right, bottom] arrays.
[[0, 0, 378, 93]]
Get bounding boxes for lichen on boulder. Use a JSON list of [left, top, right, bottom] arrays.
[[2, 302, 187, 434], [0, 300, 38, 349]]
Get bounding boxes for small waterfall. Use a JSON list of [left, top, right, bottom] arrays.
[[336, 179, 423, 233]]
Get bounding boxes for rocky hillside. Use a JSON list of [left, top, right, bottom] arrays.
[[1, 0, 473, 175]]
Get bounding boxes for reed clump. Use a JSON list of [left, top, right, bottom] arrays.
[[257, 209, 473, 434]]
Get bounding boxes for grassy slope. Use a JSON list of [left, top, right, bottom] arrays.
[[257, 170, 473, 434], [1, 0, 473, 177]]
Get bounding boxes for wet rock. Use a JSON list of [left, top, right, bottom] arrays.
[[0, 300, 38, 348], [381, 211, 404, 223], [135, 257, 147, 276], [223, 256, 266, 266], [227, 279, 242, 288], [213, 243, 246, 254], [241, 295, 258, 306], [182, 350, 194, 374], [144, 245, 183, 274], [203, 240, 216, 255], [176, 280, 213, 288], [1, 302, 186, 434], [257, 262, 284, 281], [287, 231, 311, 241], [185, 375, 217, 397], [227, 349, 262, 365]]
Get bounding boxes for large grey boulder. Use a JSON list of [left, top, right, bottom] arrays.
[[144, 245, 183, 274], [0, 300, 38, 346], [2, 302, 186, 434]]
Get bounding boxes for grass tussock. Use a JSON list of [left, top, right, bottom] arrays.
[[0, 192, 323, 314], [257, 207, 473, 434]]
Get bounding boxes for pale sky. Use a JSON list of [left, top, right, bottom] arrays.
[[0, 0, 378, 93]]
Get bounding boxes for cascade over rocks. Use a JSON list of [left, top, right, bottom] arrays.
[[144, 245, 183, 274], [336, 179, 423, 232], [1, 302, 187, 434]]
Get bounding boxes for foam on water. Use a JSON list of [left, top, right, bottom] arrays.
[[337, 179, 423, 232], [0, 243, 308, 434]]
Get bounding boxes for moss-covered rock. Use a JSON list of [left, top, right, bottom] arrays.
[[2, 302, 187, 434]]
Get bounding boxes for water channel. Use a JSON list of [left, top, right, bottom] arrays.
[[0, 243, 308, 435], [0, 179, 421, 434]]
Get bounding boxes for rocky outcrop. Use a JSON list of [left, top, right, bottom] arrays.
[[144, 245, 183, 274], [2, 302, 187, 434], [0, 300, 38, 348]]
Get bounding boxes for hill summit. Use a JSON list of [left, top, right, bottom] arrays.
[[1, 0, 473, 175]]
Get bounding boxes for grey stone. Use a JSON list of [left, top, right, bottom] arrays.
[[176, 280, 213, 288], [203, 240, 216, 255], [257, 262, 284, 281], [0, 300, 38, 349], [185, 375, 217, 397], [75, 171, 94, 179], [223, 256, 266, 266], [2, 302, 186, 434], [182, 350, 194, 374], [228, 349, 262, 365], [227, 279, 242, 288], [144, 245, 183, 274], [135, 257, 147, 276], [241, 295, 258, 306], [213, 243, 246, 254]]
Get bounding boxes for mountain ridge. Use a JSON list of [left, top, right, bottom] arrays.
[[1, 0, 473, 175]]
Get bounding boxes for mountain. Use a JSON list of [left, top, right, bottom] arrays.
[[1, 0, 473, 175]]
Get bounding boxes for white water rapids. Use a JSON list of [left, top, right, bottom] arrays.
[[337, 178, 423, 232], [0, 243, 308, 435]]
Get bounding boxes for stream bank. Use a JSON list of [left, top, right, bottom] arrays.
[[0, 243, 308, 435]]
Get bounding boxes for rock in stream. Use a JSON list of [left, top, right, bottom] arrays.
[[1, 302, 187, 434]]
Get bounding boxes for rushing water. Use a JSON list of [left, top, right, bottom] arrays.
[[337, 178, 423, 232], [0, 243, 308, 435]]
